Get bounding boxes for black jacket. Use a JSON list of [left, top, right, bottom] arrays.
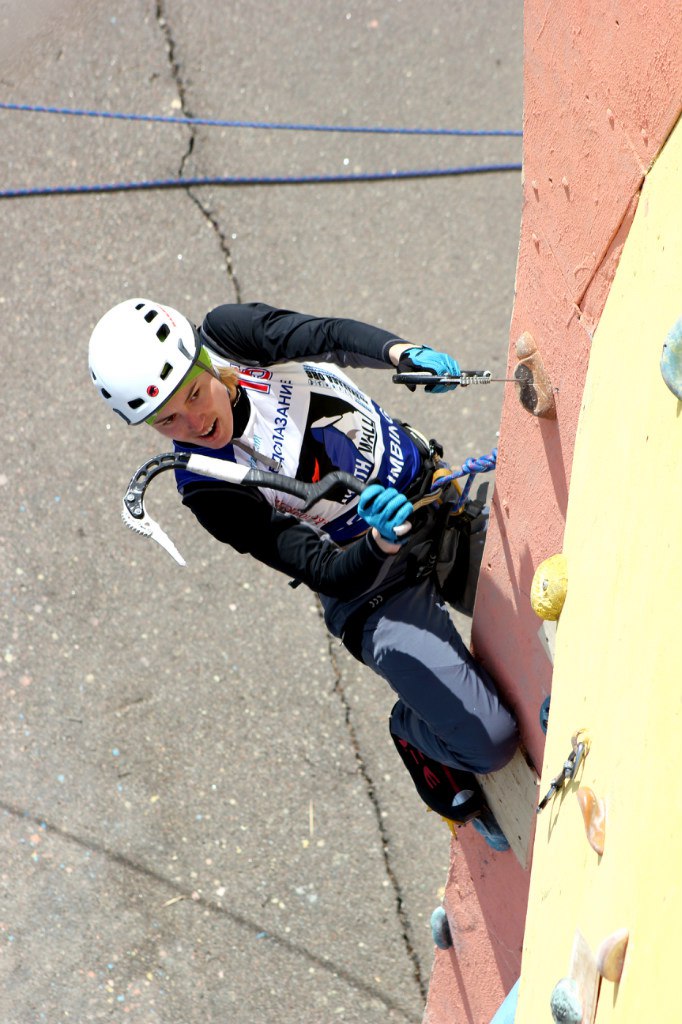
[[178, 303, 424, 599]]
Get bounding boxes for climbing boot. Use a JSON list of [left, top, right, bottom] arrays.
[[390, 733, 485, 823], [390, 732, 510, 851]]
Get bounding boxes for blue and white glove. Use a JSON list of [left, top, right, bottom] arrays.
[[358, 485, 413, 544], [397, 346, 461, 392]]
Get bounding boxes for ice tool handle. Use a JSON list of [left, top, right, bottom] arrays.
[[122, 451, 369, 565], [393, 369, 516, 388], [181, 455, 366, 509], [123, 452, 366, 519]]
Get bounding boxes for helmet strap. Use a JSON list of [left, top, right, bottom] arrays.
[[145, 346, 215, 425]]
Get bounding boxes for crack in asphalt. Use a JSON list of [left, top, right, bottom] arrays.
[[322, 618, 429, 1005], [0, 799, 419, 1022], [154, 0, 241, 302], [153, 2, 423, 1007]]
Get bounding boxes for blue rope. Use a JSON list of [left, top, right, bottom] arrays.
[[434, 448, 498, 512], [0, 165, 522, 200], [0, 100, 522, 138]]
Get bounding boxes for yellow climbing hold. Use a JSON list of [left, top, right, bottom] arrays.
[[531, 554, 568, 620]]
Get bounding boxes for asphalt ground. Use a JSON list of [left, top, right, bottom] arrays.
[[0, 2, 522, 1021]]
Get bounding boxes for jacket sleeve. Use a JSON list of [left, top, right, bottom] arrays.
[[201, 302, 409, 370], [181, 480, 389, 599]]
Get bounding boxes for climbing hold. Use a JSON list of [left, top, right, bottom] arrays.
[[551, 929, 600, 1023], [539, 696, 551, 734], [550, 977, 583, 1023], [660, 316, 682, 400], [576, 787, 606, 855], [514, 332, 556, 417], [430, 906, 454, 950], [531, 554, 568, 620], [596, 927, 629, 983]]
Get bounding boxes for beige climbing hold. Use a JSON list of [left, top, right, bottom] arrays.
[[596, 928, 629, 983], [514, 331, 556, 418], [576, 786, 606, 855], [562, 929, 600, 1024], [530, 554, 568, 620]]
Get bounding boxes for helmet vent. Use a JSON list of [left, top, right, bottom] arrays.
[[128, 397, 144, 410], [156, 323, 170, 341], [100, 387, 111, 399], [144, 309, 158, 323], [160, 362, 173, 380], [135, 302, 144, 310]]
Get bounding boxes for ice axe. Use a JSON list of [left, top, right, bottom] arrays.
[[121, 451, 379, 566]]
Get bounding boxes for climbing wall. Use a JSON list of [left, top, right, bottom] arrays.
[[515, 109, 682, 1024], [423, 3, 682, 1021]]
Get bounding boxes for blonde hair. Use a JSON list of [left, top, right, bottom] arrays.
[[215, 364, 240, 402]]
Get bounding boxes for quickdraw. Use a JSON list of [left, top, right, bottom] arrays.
[[536, 732, 590, 814]]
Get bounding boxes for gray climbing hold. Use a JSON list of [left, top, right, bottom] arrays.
[[660, 316, 682, 400], [430, 906, 453, 950], [550, 977, 583, 1023]]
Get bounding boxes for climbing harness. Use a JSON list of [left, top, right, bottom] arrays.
[[536, 732, 590, 814]]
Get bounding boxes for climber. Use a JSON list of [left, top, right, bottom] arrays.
[[89, 298, 518, 847]]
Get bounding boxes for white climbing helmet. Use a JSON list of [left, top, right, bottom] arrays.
[[88, 298, 204, 424]]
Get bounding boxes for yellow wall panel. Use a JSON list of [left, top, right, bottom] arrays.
[[516, 116, 682, 1022]]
